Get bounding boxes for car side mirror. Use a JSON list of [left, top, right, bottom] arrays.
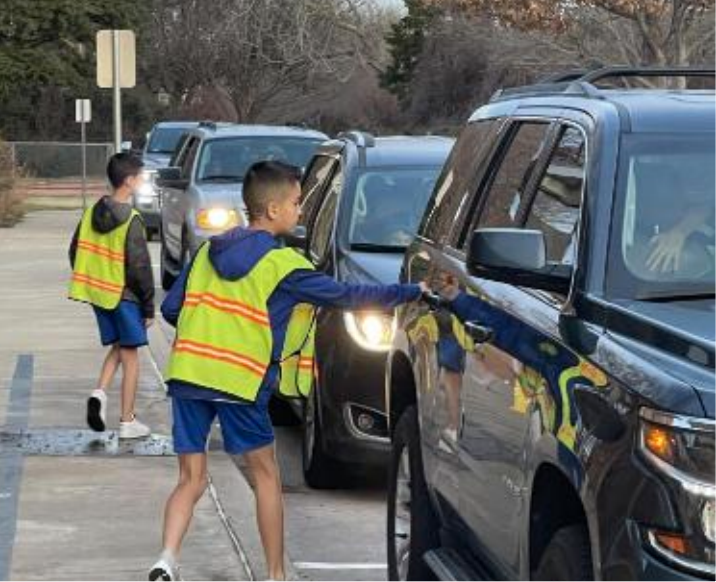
[[466, 228, 571, 295], [284, 225, 308, 250], [156, 166, 188, 190], [120, 140, 133, 153]]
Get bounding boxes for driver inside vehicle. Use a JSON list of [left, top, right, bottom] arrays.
[[625, 161, 715, 280], [353, 175, 415, 246]]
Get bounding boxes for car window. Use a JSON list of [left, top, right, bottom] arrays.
[[525, 126, 586, 266], [180, 138, 200, 180], [196, 137, 322, 183], [309, 167, 342, 263], [169, 133, 190, 167], [473, 122, 552, 233], [421, 119, 501, 245], [349, 166, 441, 249], [609, 132, 715, 300], [147, 127, 188, 154], [300, 155, 338, 228]]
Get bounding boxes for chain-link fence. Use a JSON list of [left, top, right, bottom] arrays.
[[8, 141, 114, 179]]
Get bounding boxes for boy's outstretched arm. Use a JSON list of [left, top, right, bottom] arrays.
[[279, 269, 423, 309]]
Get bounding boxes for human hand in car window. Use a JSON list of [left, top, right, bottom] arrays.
[[647, 204, 713, 273]]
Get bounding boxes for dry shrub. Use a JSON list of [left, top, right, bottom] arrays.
[[0, 138, 25, 227]]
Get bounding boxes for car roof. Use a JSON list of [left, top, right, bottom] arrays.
[[188, 123, 328, 141], [317, 135, 455, 167], [469, 68, 715, 134], [152, 121, 201, 130], [599, 90, 715, 133]]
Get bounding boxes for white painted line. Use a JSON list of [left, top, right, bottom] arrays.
[[207, 477, 256, 581], [294, 562, 386, 571]]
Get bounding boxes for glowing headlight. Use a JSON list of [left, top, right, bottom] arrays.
[[196, 208, 240, 231], [344, 311, 395, 352]]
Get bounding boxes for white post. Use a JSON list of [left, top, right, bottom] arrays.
[[81, 121, 88, 210], [112, 30, 121, 153]]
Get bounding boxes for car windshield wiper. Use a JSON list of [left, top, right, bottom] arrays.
[[350, 242, 406, 253], [635, 291, 716, 302], [200, 175, 243, 182]]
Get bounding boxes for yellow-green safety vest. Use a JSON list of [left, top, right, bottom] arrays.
[[68, 203, 140, 309], [166, 243, 317, 402]]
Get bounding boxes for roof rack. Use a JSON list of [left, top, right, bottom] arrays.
[[490, 66, 715, 103], [337, 130, 376, 148], [580, 66, 715, 84]]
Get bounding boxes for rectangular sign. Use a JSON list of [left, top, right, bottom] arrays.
[[96, 30, 136, 88], [75, 99, 91, 123]]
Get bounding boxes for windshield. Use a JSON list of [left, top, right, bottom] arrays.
[[608, 132, 715, 301], [147, 127, 188, 154], [196, 137, 322, 182], [348, 167, 441, 250]]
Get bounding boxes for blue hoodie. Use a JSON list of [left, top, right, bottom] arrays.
[[162, 227, 421, 403]]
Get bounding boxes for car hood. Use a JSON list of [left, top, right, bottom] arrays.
[[194, 182, 245, 211], [610, 298, 715, 416], [339, 250, 405, 285], [142, 153, 172, 169]]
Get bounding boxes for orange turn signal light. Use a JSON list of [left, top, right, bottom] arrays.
[[643, 423, 674, 463], [654, 531, 689, 556]]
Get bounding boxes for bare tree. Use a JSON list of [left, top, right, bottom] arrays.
[[431, 0, 715, 74]]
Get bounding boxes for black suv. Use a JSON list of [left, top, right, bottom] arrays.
[[385, 68, 715, 580], [289, 131, 453, 488]]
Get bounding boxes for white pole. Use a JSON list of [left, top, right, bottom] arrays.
[[81, 119, 87, 210], [112, 30, 121, 153]]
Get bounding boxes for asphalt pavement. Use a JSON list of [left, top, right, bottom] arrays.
[[0, 209, 388, 581]]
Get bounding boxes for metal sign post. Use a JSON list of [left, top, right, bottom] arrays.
[[75, 99, 92, 209], [96, 30, 136, 153]]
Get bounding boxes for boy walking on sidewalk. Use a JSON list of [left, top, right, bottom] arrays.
[[68, 152, 155, 439], [150, 161, 425, 581]]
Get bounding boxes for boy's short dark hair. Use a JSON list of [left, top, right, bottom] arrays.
[[107, 152, 144, 189], [243, 160, 302, 221]]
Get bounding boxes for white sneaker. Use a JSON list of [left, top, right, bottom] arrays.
[[148, 557, 179, 581], [86, 389, 107, 432], [119, 416, 151, 439]]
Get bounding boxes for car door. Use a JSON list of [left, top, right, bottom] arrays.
[[163, 136, 200, 262], [431, 119, 560, 577], [406, 117, 506, 526]]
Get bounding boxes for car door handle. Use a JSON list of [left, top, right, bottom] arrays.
[[464, 321, 494, 344]]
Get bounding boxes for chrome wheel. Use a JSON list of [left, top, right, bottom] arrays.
[[394, 446, 412, 580]]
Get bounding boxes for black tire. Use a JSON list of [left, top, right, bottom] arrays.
[[160, 245, 177, 291], [387, 406, 439, 581], [268, 395, 300, 427], [302, 388, 345, 489], [532, 524, 593, 581]]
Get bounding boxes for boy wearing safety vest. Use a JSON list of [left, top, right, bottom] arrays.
[[68, 153, 155, 440], [150, 161, 426, 581]]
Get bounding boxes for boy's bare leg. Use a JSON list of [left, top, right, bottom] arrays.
[[97, 343, 120, 390], [162, 453, 208, 556], [242, 444, 285, 581], [119, 347, 139, 422]]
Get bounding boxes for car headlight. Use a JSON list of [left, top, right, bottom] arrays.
[[344, 311, 395, 352], [639, 407, 715, 574], [196, 208, 240, 231]]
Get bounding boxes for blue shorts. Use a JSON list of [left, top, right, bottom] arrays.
[[93, 300, 148, 348], [171, 395, 275, 455], [437, 336, 466, 374]]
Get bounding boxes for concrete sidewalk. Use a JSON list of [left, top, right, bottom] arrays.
[[0, 211, 261, 581]]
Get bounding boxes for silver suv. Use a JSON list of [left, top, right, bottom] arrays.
[[156, 123, 327, 290]]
